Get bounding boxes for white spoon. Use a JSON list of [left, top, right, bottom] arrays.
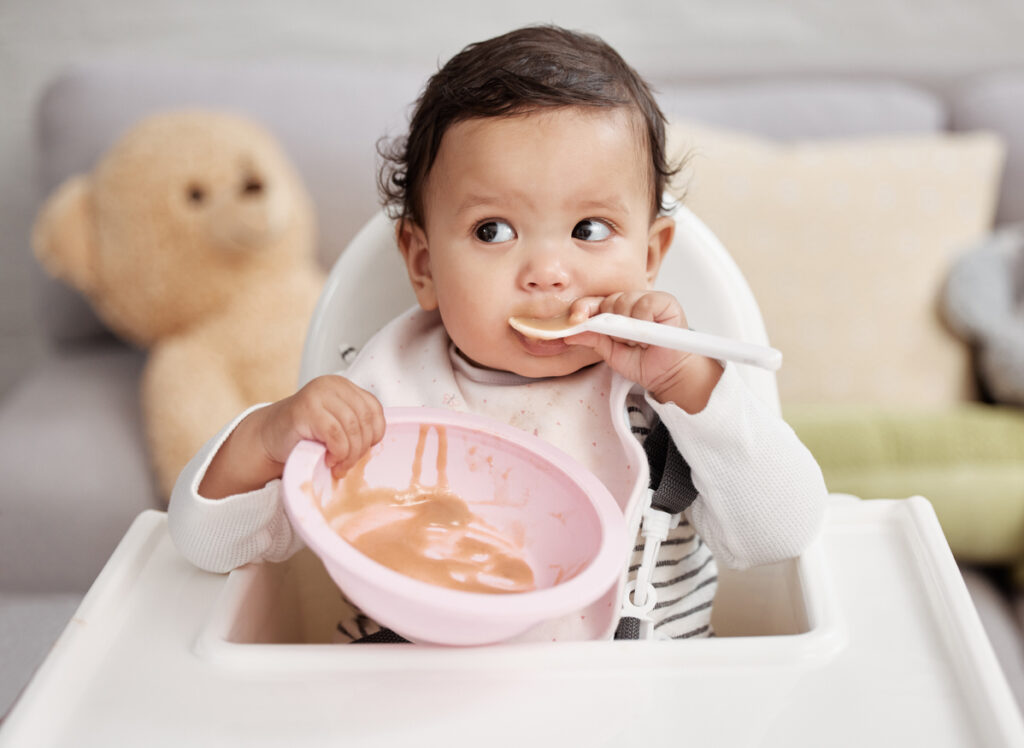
[[508, 313, 782, 371]]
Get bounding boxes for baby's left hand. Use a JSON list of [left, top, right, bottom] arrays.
[[566, 291, 723, 413]]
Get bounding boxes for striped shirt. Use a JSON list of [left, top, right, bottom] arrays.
[[625, 399, 716, 640]]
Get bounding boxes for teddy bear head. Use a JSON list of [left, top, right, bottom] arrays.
[[33, 110, 318, 346]]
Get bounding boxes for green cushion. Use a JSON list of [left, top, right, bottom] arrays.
[[785, 403, 1024, 565]]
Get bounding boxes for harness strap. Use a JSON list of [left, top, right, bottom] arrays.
[[643, 417, 699, 516], [352, 628, 410, 644], [615, 418, 697, 640]]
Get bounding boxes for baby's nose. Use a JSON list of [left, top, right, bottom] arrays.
[[521, 250, 571, 291], [526, 273, 568, 291]]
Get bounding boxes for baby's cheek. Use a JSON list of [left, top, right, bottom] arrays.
[[441, 314, 498, 361]]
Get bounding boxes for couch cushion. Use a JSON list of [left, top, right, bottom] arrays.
[[653, 79, 946, 140], [951, 71, 1024, 225], [666, 119, 1006, 406], [34, 60, 428, 343], [0, 592, 82, 718], [0, 345, 158, 592], [787, 403, 1024, 564]]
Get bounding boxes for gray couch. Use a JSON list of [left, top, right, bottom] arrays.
[[3, 60, 1024, 717]]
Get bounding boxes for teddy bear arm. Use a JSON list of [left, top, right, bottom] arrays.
[[142, 339, 252, 501]]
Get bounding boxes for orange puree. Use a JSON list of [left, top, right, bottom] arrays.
[[316, 425, 535, 594], [509, 313, 573, 332]]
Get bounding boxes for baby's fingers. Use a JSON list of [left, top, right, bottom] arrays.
[[319, 389, 385, 477], [607, 291, 685, 327], [566, 296, 604, 325]]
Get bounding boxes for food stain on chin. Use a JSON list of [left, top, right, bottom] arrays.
[[313, 424, 536, 594]]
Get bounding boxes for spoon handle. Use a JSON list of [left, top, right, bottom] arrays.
[[584, 314, 782, 371]]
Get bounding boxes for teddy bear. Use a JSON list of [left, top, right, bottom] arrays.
[[942, 223, 1024, 406], [32, 110, 326, 499]]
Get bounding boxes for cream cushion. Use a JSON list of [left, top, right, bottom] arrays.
[[666, 120, 1006, 405]]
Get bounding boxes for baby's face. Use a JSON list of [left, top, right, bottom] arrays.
[[399, 106, 674, 378]]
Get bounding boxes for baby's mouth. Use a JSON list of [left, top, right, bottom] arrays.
[[508, 298, 577, 348], [508, 313, 573, 336], [510, 326, 572, 356]]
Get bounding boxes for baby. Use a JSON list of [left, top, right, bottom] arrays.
[[169, 25, 827, 642]]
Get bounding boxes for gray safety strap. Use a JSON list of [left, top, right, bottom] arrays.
[[642, 417, 699, 515], [614, 418, 697, 640], [351, 627, 410, 644]]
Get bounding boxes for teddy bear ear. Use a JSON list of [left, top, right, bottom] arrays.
[[32, 175, 98, 294]]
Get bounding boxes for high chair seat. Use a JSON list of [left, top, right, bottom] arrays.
[[299, 205, 781, 415]]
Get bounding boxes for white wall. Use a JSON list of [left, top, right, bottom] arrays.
[[4, 0, 1024, 397]]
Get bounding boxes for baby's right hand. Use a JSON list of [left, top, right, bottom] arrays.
[[258, 375, 386, 478], [199, 376, 385, 499]]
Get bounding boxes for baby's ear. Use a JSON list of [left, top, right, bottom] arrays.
[[396, 219, 437, 310], [645, 215, 675, 285], [32, 175, 99, 295]]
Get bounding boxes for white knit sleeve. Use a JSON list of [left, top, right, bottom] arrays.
[[646, 363, 827, 570], [166, 404, 305, 573]]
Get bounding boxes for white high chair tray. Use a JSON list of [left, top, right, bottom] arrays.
[[2, 498, 1022, 747]]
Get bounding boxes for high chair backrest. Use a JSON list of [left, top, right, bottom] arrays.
[[300, 205, 781, 415]]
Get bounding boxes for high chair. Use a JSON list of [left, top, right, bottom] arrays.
[[2, 208, 1022, 748]]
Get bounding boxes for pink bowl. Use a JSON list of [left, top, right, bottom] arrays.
[[282, 406, 628, 646]]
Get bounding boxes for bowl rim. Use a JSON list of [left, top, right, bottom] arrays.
[[282, 406, 628, 619]]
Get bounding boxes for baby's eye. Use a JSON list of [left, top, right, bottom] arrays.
[[474, 220, 516, 243], [572, 219, 612, 242]]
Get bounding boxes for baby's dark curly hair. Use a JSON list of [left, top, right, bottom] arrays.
[[377, 25, 680, 228]]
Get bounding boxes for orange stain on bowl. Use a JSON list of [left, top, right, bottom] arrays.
[[310, 425, 535, 595]]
